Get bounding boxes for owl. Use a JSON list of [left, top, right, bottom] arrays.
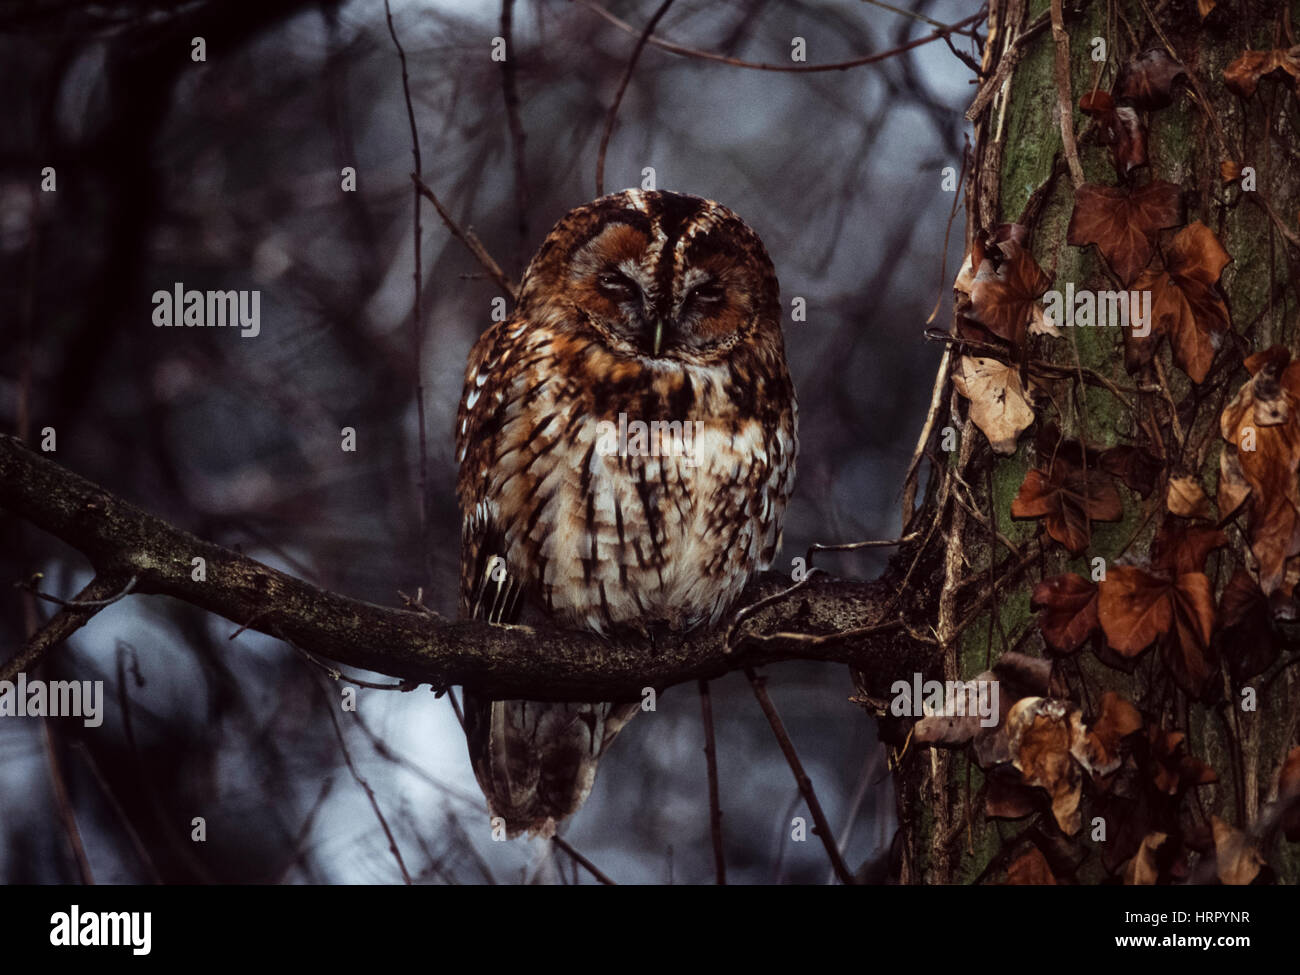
[[455, 189, 797, 838]]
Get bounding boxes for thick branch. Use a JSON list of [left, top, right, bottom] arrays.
[[0, 435, 933, 701]]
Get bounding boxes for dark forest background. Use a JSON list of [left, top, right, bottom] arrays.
[[0, 0, 975, 883]]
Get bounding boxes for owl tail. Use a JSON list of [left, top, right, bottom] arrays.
[[462, 694, 638, 838]]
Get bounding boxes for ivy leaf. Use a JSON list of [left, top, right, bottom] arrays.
[[1212, 816, 1264, 886], [1031, 573, 1100, 654], [1099, 444, 1163, 498], [1131, 221, 1232, 383], [1218, 348, 1300, 596], [1216, 567, 1277, 681], [1080, 91, 1147, 175], [1116, 49, 1187, 109], [1006, 847, 1057, 885], [1098, 565, 1216, 694], [969, 240, 1052, 347], [952, 356, 1036, 455], [1067, 181, 1181, 286], [1070, 691, 1142, 778], [1223, 47, 1300, 98], [1147, 727, 1218, 796], [1007, 697, 1083, 834], [1011, 459, 1124, 554]]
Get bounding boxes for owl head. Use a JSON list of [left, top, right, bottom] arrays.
[[515, 189, 783, 367]]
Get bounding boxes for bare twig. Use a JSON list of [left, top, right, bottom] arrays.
[[317, 673, 413, 884], [1049, 0, 1084, 187], [552, 834, 616, 885], [746, 668, 854, 884], [594, 0, 675, 197], [412, 176, 517, 301], [43, 722, 93, 884], [73, 740, 163, 884], [698, 679, 726, 884], [577, 0, 986, 75], [383, 0, 432, 589], [2, 574, 129, 683], [499, 0, 530, 262]]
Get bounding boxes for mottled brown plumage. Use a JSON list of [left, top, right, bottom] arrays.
[[456, 189, 797, 836]]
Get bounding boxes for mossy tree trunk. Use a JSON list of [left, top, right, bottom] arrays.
[[883, 0, 1300, 885]]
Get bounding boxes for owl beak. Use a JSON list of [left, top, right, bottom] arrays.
[[652, 319, 666, 356]]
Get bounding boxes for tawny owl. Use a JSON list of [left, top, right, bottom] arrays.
[[455, 189, 797, 837]]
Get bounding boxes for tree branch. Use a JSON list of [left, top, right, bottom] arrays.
[[0, 434, 933, 701]]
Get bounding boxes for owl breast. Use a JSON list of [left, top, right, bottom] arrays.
[[460, 322, 797, 636]]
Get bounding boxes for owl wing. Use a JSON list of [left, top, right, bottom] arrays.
[[455, 318, 635, 838], [455, 320, 526, 625]]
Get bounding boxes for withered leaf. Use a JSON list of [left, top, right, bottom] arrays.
[[1031, 573, 1100, 654], [985, 774, 1041, 820], [1130, 221, 1232, 384], [1099, 444, 1163, 498], [1122, 831, 1168, 885], [1007, 697, 1083, 834], [1148, 727, 1218, 795], [1218, 348, 1300, 595], [1006, 847, 1057, 885], [1067, 181, 1181, 286], [1097, 564, 1215, 691], [1217, 567, 1277, 681], [1167, 475, 1211, 519], [1212, 816, 1264, 885], [1223, 48, 1300, 99], [1151, 521, 1226, 576], [1011, 460, 1125, 554], [1071, 691, 1143, 778], [952, 356, 1036, 456], [1116, 49, 1187, 109], [1080, 90, 1147, 175], [969, 240, 1052, 347]]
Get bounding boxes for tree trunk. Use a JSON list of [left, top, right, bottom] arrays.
[[885, 0, 1300, 885]]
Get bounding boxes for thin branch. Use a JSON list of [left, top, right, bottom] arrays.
[[317, 673, 413, 884], [552, 834, 616, 885], [746, 668, 854, 884], [383, 0, 432, 590], [698, 678, 726, 884], [25, 573, 138, 609], [576, 0, 986, 75], [412, 176, 517, 301], [0, 434, 933, 702], [73, 740, 163, 884], [499, 0, 529, 257], [1049, 0, 1084, 187], [2, 574, 128, 683], [43, 721, 93, 884], [594, 0, 675, 197]]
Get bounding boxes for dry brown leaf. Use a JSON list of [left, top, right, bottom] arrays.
[[1167, 475, 1211, 519], [952, 356, 1036, 455], [1212, 816, 1263, 885], [1123, 831, 1167, 885], [1007, 697, 1082, 834], [1006, 847, 1057, 885]]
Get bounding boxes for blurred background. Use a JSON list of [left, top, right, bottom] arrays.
[[0, 0, 976, 883]]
